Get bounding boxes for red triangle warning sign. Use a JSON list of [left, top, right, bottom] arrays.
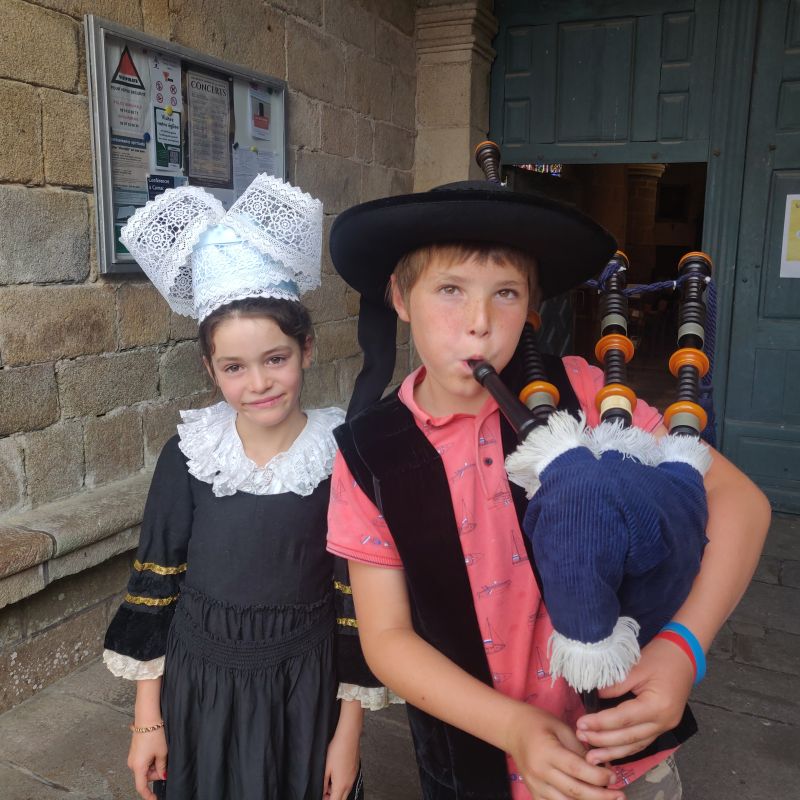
[[111, 46, 145, 90]]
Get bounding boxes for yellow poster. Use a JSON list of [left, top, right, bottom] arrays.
[[780, 194, 800, 278]]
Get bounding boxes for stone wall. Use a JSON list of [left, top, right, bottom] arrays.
[[0, 0, 417, 711]]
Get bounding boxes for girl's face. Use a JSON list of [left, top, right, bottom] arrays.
[[205, 315, 312, 431]]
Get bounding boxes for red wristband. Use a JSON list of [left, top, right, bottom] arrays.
[[655, 630, 697, 679]]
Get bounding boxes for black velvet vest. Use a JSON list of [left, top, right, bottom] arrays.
[[335, 355, 696, 798]]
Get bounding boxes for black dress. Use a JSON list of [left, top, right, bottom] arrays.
[[105, 411, 376, 800]]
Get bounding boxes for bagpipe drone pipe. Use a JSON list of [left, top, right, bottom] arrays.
[[471, 143, 714, 698]]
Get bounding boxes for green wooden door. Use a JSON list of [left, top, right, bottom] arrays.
[[723, 0, 800, 512]]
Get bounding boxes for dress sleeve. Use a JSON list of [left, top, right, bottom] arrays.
[[104, 435, 193, 677]]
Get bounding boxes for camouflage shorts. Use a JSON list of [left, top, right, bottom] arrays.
[[622, 756, 682, 800]]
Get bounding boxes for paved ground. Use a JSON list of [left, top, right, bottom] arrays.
[[0, 514, 797, 799]]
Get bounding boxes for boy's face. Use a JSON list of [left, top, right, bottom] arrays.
[[392, 255, 530, 417]]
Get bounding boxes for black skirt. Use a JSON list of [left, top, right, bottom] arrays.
[[155, 585, 361, 800]]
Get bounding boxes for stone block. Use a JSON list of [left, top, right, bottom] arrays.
[[0, 526, 53, 580], [58, 351, 159, 417], [356, 115, 373, 162], [35, 0, 142, 25], [376, 20, 415, 74], [0, 761, 83, 799], [321, 104, 357, 157], [305, 273, 349, 324], [142, 0, 170, 36], [367, 0, 415, 36], [391, 168, 413, 194], [362, 163, 393, 201], [117, 281, 171, 349], [0, 186, 89, 284], [362, 702, 420, 799], [762, 512, 799, 559], [736, 629, 800, 676], [47, 526, 139, 583], [2, 470, 150, 558], [326, 0, 375, 52], [40, 89, 92, 187], [301, 362, 339, 408], [0, 80, 43, 185], [392, 70, 416, 130], [272, 0, 323, 25], [753, 555, 781, 585], [730, 581, 800, 636], [24, 421, 84, 507], [336, 355, 362, 403], [322, 215, 336, 275], [345, 287, 361, 316], [287, 19, 345, 104], [397, 318, 410, 345], [391, 345, 410, 386], [170, 310, 199, 341], [315, 319, 360, 362], [0, 364, 59, 436], [0, 604, 24, 648], [0, 565, 46, 611], [0, 0, 79, 92], [0, 603, 107, 713], [417, 61, 470, 128], [173, 0, 286, 78], [413, 127, 471, 190], [159, 340, 211, 400], [782, 559, 800, 589], [141, 392, 212, 463], [345, 48, 393, 120], [84, 409, 143, 487], [296, 150, 361, 214], [288, 90, 321, 151], [0, 437, 25, 515], [374, 122, 414, 170], [23, 551, 131, 636], [0, 285, 115, 366]]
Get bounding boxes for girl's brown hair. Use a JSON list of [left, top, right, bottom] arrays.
[[199, 297, 313, 370]]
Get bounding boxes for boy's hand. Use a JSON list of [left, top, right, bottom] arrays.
[[505, 703, 625, 800], [322, 700, 362, 800], [127, 728, 168, 800], [575, 637, 694, 764]]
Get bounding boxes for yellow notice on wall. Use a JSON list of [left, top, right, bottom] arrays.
[[780, 194, 800, 278]]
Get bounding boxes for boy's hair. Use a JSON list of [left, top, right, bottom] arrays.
[[199, 297, 313, 367], [390, 242, 541, 308]]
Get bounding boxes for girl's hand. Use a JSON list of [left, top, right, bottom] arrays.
[[575, 637, 694, 764], [127, 728, 168, 800], [323, 699, 362, 800], [505, 703, 624, 800]]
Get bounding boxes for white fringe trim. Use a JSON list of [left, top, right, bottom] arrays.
[[505, 411, 591, 498], [658, 434, 713, 476], [548, 617, 641, 693], [588, 421, 661, 466]]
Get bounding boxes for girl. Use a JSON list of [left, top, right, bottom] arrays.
[[103, 175, 391, 800]]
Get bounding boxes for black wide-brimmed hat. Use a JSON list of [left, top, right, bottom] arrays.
[[330, 180, 617, 416]]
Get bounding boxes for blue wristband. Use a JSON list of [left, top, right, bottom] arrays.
[[661, 621, 706, 684]]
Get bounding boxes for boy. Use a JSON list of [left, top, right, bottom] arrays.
[[326, 179, 770, 799]]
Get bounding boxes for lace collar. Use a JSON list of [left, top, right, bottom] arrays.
[[177, 402, 345, 498]]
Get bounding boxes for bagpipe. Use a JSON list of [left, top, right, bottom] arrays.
[[470, 143, 713, 701]]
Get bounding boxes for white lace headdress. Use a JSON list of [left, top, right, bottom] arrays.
[[119, 174, 323, 320]]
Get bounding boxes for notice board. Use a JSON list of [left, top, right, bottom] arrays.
[[85, 15, 287, 274]]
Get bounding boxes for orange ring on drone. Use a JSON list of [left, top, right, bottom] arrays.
[[663, 401, 707, 432], [519, 380, 559, 407], [678, 251, 713, 271], [595, 334, 635, 364], [668, 348, 710, 378], [594, 383, 637, 413], [527, 310, 542, 331]]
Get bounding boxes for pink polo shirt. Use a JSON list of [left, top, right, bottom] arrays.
[[327, 356, 671, 794]]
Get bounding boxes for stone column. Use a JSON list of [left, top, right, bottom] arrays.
[[414, 0, 498, 190], [625, 163, 666, 284]]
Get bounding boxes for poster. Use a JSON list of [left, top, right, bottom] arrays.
[[154, 107, 182, 170], [149, 53, 182, 113], [249, 88, 272, 140], [233, 147, 276, 194], [187, 71, 233, 187], [147, 173, 187, 201], [110, 134, 148, 255], [108, 44, 148, 137], [779, 194, 800, 279]]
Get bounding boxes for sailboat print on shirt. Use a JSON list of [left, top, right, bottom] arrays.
[[482, 618, 505, 654], [612, 766, 635, 786], [464, 552, 483, 567], [459, 499, 477, 534], [451, 461, 476, 481], [510, 528, 528, 565], [534, 646, 550, 680], [478, 433, 496, 447], [331, 478, 349, 505], [477, 579, 511, 599], [489, 481, 513, 508]]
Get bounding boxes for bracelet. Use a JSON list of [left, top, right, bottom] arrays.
[[656, 621, 706, 685], [129, 721, 165, 734]]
